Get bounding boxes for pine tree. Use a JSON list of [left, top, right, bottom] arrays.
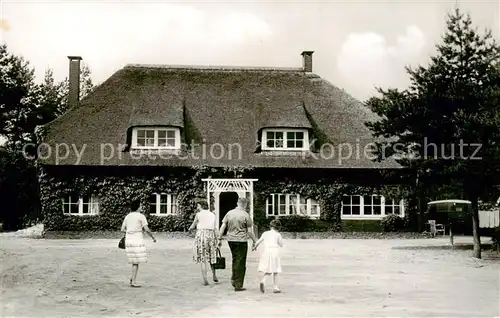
[[0, 43, 95, 148], [0, 44, 37, 148], [365, 9, 500, 258]]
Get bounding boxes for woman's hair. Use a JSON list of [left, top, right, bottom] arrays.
[[269, 219, 281, 230], [130, 199, 141, 212], [196, 199, 209, 210]]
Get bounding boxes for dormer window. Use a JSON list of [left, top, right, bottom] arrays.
[[261, 128, 309, 151], [131, 127, 181, 150]]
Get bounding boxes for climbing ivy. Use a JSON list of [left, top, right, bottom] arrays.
[[253, 179, 399, 232], [38, 164, 256, 231], [38, 164, 412, 232]]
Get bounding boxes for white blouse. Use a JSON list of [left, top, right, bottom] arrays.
[[121, 212, 148, 234], [196, 209, 216, 230], [260, 229, 283, 248]]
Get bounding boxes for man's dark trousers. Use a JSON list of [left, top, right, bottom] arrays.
[[228, 241, 248, 289]]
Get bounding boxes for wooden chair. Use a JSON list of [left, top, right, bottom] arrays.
[[427, 220, 445, 237]]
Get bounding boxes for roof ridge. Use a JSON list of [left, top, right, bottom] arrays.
[[124, 64, 306, 73]]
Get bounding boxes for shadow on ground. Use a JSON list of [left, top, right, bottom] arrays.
[[392, 243, 494, 250], [1, 237, 499, 317]]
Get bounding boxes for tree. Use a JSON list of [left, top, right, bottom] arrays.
[[365, 9, 500, 258], [78, 63, 94, 100], [0, 147, 39, 230], [55, 63, 94, 115], [0, 44, 38, 148], [0, 43, 95, 230], [0, 43, 94, 148], [24, 64, 94, 146]]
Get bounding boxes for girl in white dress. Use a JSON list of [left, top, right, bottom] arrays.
[[252, 219, 283, 293]]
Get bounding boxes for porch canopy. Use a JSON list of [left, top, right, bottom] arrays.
[[201, 178, 258, 221]]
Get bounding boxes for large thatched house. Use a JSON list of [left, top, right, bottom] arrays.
[[36, 52, 412, 234]]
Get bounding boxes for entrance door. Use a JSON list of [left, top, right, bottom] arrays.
[[218, 192, 239, 231]]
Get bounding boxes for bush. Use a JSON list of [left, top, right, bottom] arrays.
[[258, 216, 339, 234], [381, 214, 404, 232], [0, 149, 40, 231], [342, 220, 381, 232], [492, 226, 500, 252], [274, 215, 315, 232], [147, 214, 189, 231]]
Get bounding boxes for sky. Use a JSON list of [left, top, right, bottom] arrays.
[[0, 0, 498, 103]]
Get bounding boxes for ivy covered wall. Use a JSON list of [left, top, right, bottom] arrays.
[[38, 164, 414, 232], [252, 178, 413, 233]]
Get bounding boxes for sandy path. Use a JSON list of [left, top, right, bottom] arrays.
[[1, 237, 499, 317]]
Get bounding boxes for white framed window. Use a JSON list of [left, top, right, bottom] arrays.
[[384, 198, 403, 216], [341, 195, 404, 220], [131, 127, 181, 150], [265, 194, 320, 218], [149, 193, 178, 216], [62, 196, 99, 215], [261, 128, 309, 151]]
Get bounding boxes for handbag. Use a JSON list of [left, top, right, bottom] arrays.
[[213, 248, 225, 269], [118, 236, 125, 249]]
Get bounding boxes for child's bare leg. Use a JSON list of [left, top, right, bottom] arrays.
[[261, 273, 271, 282], [259, 273, 271, 293], [272, 273, 280, 292]]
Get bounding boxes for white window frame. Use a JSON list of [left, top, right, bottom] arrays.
[[131, 127, 181, 150], [384, 197, 404, 216], [265, 194, 320, 219], [341, 195, 405, 220], [261, 128, 309, 151], [149, 193, 178, 216], [62, 196, 99, 216]]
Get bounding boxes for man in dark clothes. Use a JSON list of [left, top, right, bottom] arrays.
[[218, 197, 257, 291]]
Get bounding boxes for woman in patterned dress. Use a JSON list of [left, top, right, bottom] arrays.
[[121, 199, 156, 287], [188, 200, 219, 285]]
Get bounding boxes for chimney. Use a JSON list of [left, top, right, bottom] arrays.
[[301, 51, 314, 73], [67, 56, 82, 108]]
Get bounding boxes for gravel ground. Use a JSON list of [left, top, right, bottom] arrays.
[[1, 236, 499, 317]]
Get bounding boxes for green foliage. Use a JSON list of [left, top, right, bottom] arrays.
[[0, 44, 37, 147], [146, 215, 188, 232], [39, 169, 202, 231], [39, 165, 258, 231], [478, 201, 496, 211], [0, 43, 95, 149], [364, 9, 500, 256], [256, 215, 336, 234], [29, 66, 93, 136], [0, 148, 39, 230], [255, 180, 373, 224], [39, 164, 411, 232], [272, 215, 314, 232], [381, 214, 404, 232], [32, 70, 68, 124], [343, 220, 382, 232], [253, 179, 408, 232], [365, 8, 500, 195], [0, 44, 96, 230]]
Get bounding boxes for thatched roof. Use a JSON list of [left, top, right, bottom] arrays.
[[38, 64, 400, 169]]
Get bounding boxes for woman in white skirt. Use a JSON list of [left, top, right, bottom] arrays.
[[188, 199, 219, 286], [121, 199, 156, 287], [252, 219, 283, 293]]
